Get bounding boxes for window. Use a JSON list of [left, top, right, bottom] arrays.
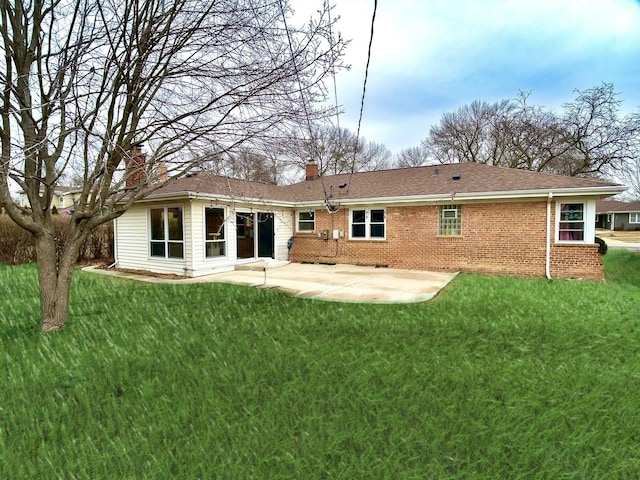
[[205, 208, 226, 258], [150, 207, 184, 258], [558, 203, 584, 241], [297, 211, 315, 232], [236, 214, 254, 238], [439, 205, 461, 236], [350, 209, 386, 239], [630, 213, 640, 224]]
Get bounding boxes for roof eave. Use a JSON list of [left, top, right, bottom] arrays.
[[135, 190, 296, 208], [297, 185, 627, 207], [127, 185, 627, 208]]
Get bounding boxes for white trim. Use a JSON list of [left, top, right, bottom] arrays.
[[203, 206, 228, 260], [555, 199, 596, 244], [296, 210, 316, 233], [127, 185, 627, 208], [148, 205, 186, 259], [546, 193, 552, 279], [349, 208, 386, 240]]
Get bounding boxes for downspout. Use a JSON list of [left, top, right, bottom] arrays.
[[109, 218, 119, 269], [546, 192, 553, 280]]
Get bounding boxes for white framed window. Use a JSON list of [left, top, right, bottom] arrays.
[[350, 208, 386, 240], [439, 205, 461, 236], [205, 207, 226, 258], [297, 211, 315, 232], [557, 202, 585, 241], [630, 213, 640, 224], [149, 206, 184, 259]]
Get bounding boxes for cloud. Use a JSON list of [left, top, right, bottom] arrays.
[[300, 0, 640, 152]]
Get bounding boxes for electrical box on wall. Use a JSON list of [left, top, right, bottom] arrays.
[[332, 229, 340, 240], [321, 229, 329, 240]]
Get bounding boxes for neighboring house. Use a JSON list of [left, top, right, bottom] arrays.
[[596, 199, 640, 231], [114, 162, 625, 280], [18, 185, 82, 214]]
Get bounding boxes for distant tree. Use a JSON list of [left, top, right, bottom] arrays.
[[621, 157, 640, 200], [422, 84, 640, 177], [558, 84, 640, 176], [359, 140, 393, 172], [395, 145, 429, 168], [0, 0, 345, 331], [287, 125, 392, 176], [423, 99, 514, 166], [203, 147, 284, 185]]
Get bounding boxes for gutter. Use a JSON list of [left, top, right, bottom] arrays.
[[119, 185, 626, 209], [294, 186, 627, 209], [546, 192, 553, 280]]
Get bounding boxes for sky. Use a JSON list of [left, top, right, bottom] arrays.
[[297, 0, 640, 155]]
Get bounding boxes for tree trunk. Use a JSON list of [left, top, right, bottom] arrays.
[[35, 230, 80, 331]]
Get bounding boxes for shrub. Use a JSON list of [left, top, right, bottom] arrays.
[[0, 215, 113, 265], [594, 236, 608, 255]]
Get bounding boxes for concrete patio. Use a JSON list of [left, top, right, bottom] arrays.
[[85, 262, 458, 304]]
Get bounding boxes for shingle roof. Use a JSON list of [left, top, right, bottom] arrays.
[[148, 163, 623, 204], [150, 173, 289, 202], [596, 199, 640, 213]]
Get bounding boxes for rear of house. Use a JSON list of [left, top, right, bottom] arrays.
[[289, 200, 601, 279], [114, 162, 624, 280]]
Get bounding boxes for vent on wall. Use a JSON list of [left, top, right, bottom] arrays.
[[452, 173, 461, 180]]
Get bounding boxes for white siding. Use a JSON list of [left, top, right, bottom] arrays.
[[190, 200, 237, 277], [115, 202, 190, 276], [274, 209, 294, 261], [117, 198, 296, 277]]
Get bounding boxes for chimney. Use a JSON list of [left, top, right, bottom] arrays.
[[155, 164, 168, 183], [305, 162, 319, 181], [125, 144, 146, 187]]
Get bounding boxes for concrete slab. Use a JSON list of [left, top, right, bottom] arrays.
[[84, 263, 458, 304]]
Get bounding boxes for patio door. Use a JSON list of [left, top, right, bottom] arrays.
[[236, 212, 274, 260], [258, 213, 274, 258], [236, 213, 255, 259]]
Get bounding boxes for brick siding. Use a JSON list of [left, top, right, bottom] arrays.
[[289, 201, 604, 280]]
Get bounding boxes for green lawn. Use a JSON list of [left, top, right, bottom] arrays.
[[1, 251, 639, 479]]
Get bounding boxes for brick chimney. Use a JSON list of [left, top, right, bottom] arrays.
[[305, 162, 319, 181], [155, 164, 168, 183], [125, 144, 146, 187]]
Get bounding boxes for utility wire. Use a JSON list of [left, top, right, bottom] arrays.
[[346, 0, 377, 196], [276, 0, 331, 204], [327, 1, 341, 132]]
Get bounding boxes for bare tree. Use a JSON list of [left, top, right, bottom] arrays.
[[0, 0, 345, 330], [287, 124, 391, 176], [559, 84, 640, 176], [395, 145, 429, 168], [422, 84, 640, 177], [203, 147, 285, 185], [423, 100, 514, 166], [620, 157, 640, 200]]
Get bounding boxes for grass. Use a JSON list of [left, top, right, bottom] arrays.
[[1, 250, 639, 479]]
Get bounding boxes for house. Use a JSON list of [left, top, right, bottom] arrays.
[[596, 199, 640, 231], [18, 185, 82, 214], [114, 162, 625, 280]]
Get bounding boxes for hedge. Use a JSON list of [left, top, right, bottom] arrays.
[[0, 215, 114, 265]]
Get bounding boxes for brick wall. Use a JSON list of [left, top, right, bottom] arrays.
[[289, 201, 604, 279]]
